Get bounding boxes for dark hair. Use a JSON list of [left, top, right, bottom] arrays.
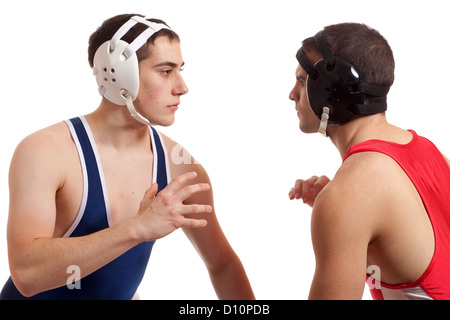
[[302, 23, 395, 88], [87, 13, 180, 68]]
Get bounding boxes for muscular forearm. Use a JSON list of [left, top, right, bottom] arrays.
[[209, 255, 255, 300], [9, 217, 141, 297]]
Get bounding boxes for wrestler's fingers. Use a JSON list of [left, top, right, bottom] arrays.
[[300, 176, 317, 200], [162, 171, 198, 195], [176, 183, 211, 202], [291, 179, 305, 199], [143, 183, 159, 200], [180, 217, 208, 228], [313, 175, 331, 196], [289, 187, 296, 200], [289, 179, 307, 200], [179, 204, 213, 215]]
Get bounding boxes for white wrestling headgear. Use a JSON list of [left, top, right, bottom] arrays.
[[93, 16, 171, 125]]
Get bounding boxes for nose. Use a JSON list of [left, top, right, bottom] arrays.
[[173, 74, 189, 96], [289, 87, 299, 102]]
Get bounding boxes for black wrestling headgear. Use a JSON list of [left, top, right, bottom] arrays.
[[296, 31, 390, 134]]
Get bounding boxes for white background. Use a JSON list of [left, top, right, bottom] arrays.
[[0, 0, 449, 300]]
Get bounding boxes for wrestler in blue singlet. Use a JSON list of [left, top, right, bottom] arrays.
[[0, 116, 170, 299]]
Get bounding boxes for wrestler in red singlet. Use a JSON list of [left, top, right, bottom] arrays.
[[344, 130, 450, 300]]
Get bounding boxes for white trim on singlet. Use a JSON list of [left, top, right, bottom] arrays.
[[63, 120, 89, 238], [378, 285, 433, 300], [368, 275, 433, 300], [148, 127, 172, 184], [149, 127, 158, 186]]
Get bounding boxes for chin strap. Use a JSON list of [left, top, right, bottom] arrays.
[[126, 95, 152, 126], [318, 107, 330, 137]]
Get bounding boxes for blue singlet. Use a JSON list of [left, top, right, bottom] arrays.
[[0, 116, 170, 299]]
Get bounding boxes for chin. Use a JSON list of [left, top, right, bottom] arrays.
[[298, 118, 320, 133], [299, 122, 319, 134], [153, 116, 176, 127]]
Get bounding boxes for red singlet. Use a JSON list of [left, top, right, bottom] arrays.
[[344, 130, 450, 300]]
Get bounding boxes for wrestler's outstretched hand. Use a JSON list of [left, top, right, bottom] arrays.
[[135, 171, 212, 242], [288, 175, 330, 207]]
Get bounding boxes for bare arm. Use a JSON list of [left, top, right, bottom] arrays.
[[182, 165, 254, 299], [305, 156, 389, 299], [165, 137, 254, 299], [308, 185, 370, 299], [289, 174, 368, 298], [7, 134, 211, 297], [288, 175, 367, 298]]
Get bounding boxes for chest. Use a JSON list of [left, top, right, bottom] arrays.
[[55, 127, 155, 237], [99, 148, 154, 223]]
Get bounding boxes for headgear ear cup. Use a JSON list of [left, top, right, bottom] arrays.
[[307, 57, 366, 125], [92, 15, 171, 125], [296, 31, 390, 134], [93, 40, 140, 105]]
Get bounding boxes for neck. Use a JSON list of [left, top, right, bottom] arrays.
[[327, 114, 398, 159], [84, 99, 151, 150]]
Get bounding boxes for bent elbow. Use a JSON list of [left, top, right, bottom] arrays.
[[10, 268, 40, 298]]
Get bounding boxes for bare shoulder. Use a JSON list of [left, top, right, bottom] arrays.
[[319, 152, 390, 201], [14, 122, 73, 156], [158, 131, 214, 209], [159, 131, 210, 181], [312, 151, 401, 240], [10, 121, 76, 184]]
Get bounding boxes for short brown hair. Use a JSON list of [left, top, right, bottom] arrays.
[[87, 13, 180, 68], [302, 23, 395, 88]]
